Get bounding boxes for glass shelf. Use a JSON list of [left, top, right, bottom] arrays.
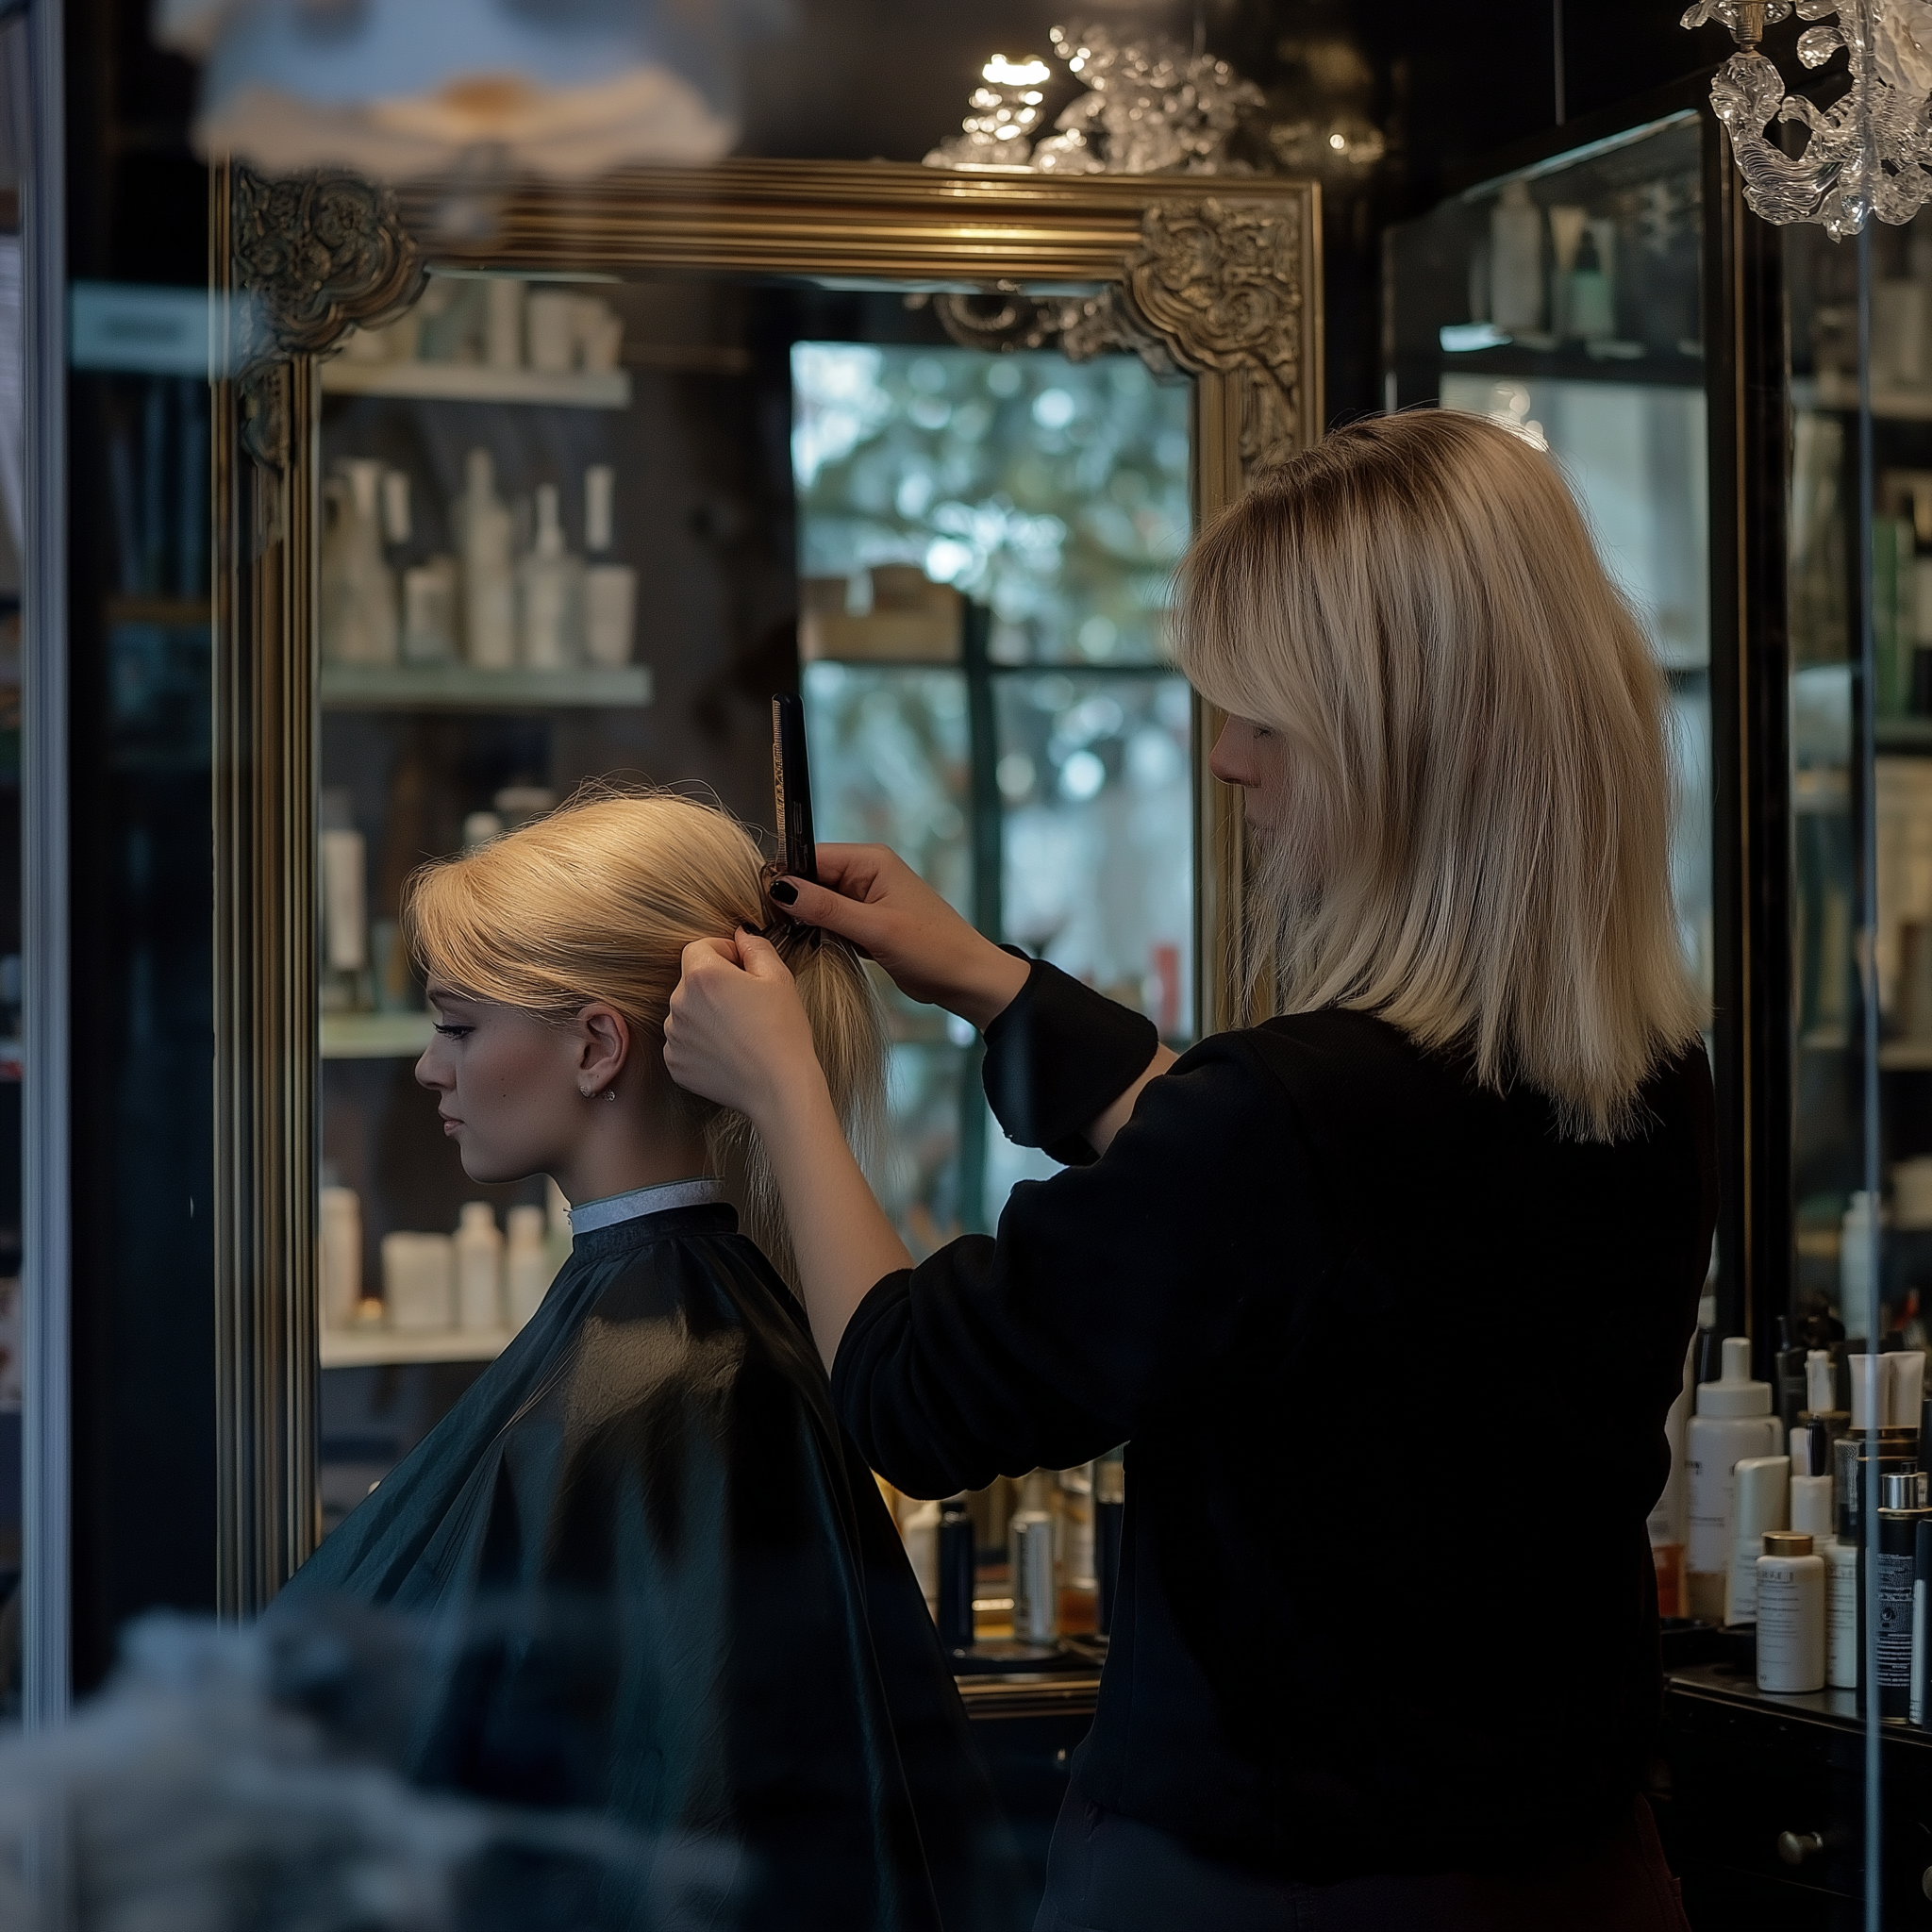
[[321, 1011, 435, 1059], [319, 361, 632, 408], [318, 663, 652, 710], [1808, 370, 1932, 421], [319, 1325, 513, 1369]]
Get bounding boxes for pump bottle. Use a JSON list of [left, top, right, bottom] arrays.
[[1685, 1337, 1782, 1622]]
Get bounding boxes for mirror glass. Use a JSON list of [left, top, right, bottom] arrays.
[[312, 266, 1197, 1617]]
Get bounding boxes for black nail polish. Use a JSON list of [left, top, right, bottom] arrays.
[[769, 878, 798, 906]]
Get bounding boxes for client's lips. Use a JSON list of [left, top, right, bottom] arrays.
[[440, 1113, 462, 1136]]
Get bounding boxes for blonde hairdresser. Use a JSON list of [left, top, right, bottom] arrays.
[[669, 410, 1713, 1932]]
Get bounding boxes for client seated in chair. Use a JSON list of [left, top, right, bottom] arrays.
[[277, 791, 1020, 1932]]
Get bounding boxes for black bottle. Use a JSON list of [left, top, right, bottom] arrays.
[[1095, 1451, 1126, 1638], [1859, 1470, 1931, 1718], [936, 1492, 975, 1656]]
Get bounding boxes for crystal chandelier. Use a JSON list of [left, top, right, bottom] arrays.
[[1683, 0, 1932, 235]]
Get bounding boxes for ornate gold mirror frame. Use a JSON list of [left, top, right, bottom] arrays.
[[209, 157, 1322, 1611]]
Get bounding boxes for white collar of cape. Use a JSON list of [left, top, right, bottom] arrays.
[[565, 1175, 726, 1236]]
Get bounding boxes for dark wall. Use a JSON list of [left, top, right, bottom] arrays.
[[65, 0, 216, 1690]]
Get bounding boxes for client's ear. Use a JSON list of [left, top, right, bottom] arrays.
[[573, 1002, 632, 1100]]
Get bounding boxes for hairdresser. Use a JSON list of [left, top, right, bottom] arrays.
[[665, 411, 1713, 1932]]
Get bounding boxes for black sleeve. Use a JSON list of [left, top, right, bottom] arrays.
[[980, 954, 1161, 1165], [833, 1036, 1327, 1498]]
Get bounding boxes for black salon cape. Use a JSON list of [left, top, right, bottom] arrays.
[[276, 1201, 1024, 1932]]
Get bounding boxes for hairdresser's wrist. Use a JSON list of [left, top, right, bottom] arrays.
[[745, 1044, 840, 1144], [947, 940, 1032, 1033]]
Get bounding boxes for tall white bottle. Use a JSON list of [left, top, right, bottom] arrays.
[[506, 1203, 553, 1327], [1685, 1336, 1783, 1622], [319, 1184, 362, 1329], [455, 1202, 505, 1331], [518, 482, 583, 669], [1489, 180, 1545, 332], [458, 448, 516, 669]]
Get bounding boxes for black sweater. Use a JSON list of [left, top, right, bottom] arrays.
[[832, 961, 1717, 1882]]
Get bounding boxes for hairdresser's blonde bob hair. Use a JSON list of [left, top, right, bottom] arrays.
[[403, 789, 886, 1279], [1174, 409, 1707, 1141]]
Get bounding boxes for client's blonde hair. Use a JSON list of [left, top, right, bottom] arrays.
[[403, 788, 886, 1282], [1174, 408, 1707, 1141]]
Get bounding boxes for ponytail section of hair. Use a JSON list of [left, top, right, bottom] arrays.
[[402, 789, 887, 1282]]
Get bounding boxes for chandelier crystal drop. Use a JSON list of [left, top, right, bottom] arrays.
[[1684, 0, 1932, 235]]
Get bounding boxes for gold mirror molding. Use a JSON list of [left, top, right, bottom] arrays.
[[211, 156, 1321, 1606]]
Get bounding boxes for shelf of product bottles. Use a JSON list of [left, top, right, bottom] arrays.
[[319, 1325, 514, 1370], [322, 1011, 436, 1059], [318, 663, 653, 710], [320, 361, 633, 409]]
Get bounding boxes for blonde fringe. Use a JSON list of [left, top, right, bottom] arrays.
[[1174, 409, 1707, 1141]]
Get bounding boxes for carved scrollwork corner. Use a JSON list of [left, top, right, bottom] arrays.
[[932, 286, 1178, 380], [228, 164, 426, 469], [927, 196, 1306, 476], [1125, 198, 1306, 472]]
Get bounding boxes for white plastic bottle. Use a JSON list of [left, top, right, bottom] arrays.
[[383, 1231, 454, 1332], [518, 482, 582, 669], [1842, 1191, 1878, 1343], [506, 1203, 553, 1328], [1757, 1531, 1826, 1693], [319, 1184, 361, 1329], [455, 1202, 504, 1332], [1489, 179, 1545, 332], [1827, 1534, 1861, 1688], [458, 448, 516, 669], [1727, 1455, 1791, 1624], [1686, 1337, 1783, 1622]]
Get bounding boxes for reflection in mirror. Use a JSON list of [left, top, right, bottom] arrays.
[[793, 341, 1193, 1246], [310, 268, 1194, 1536]]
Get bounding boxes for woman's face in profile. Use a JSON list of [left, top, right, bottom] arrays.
[[416, 984, 583, 1185], [1208, 715, 1294, 842]]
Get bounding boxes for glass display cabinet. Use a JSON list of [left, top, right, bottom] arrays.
[[1390, 72, 1932, 1924], [1387, 97, 1760, 1332], [208, 162, 1321, 1640]]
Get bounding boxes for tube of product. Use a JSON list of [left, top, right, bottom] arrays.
[[1851, 1353, 1886, 1432], [1727, 1457, 1791, 1624], [1790, 1421, 1835, 1544], [1892, 1350, 1927, 1434]]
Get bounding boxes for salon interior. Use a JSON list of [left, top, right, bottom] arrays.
[[3, 0, 1932, 1924]]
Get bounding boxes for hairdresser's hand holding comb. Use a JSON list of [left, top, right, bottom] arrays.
[[767, 843, 1029, 1027], [666, 929, 910, 1369]]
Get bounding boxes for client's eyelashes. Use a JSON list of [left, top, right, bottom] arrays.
[[433, 1024, 473, 1040]]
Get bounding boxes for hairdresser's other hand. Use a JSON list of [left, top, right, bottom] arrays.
[[768, 843, 1029, 1030], [665, 931, 820, 1126]]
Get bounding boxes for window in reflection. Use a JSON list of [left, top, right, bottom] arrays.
[[795, 342, 1194, 1252]]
